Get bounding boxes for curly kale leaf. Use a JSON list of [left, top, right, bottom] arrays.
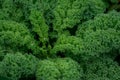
[[84, 57, 120, 80], [36, 58, 83, 80], [53, 0, 106, 34], [0, 52, 38, 80], [0, 20, 40, 55]]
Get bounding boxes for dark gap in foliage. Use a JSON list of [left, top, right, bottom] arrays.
[[48, 23, 53, 34], [0, 76, 11, 80], [32, 32, 39, 41], [19, 74, 36, 80], [104, 8, 109, 13], [66, 24, 79, 36], [27, 49, 33, 54], [103, 0, 113, 13], [56, 51, 65, 58], [25, 20, 33, 32], [106, 0, 120, 12], [17, 46, 32, 54], [118, 2, 120, 11], [48, 21, 58, 48], [32, 0, 37, 4], [115, 55, 120, 65], [49, 31, 58, 48], [39, 43, 43, 48], [49, 34, 58, 47], [114, 49, 120, 65], [104, 6, 110, 13], [56, 50, 77, 59], [0, 1, 2, 8], [48, 23, 53, 33]]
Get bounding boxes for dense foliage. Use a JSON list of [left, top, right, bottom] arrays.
[[0, 52, 38, 80], [36, 58, 82, 80], [0, 0, 120, 80], [84, 57, 120, 80]]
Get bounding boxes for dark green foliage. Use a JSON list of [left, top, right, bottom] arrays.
[[54, 58, 83, 80], [53, 0, 106, 34], [0, 0, 34, 22], [36, 58, 82, 80], [79, 29, 120, 58], [0, 76, 11, 80], [0, 52, 38, 80], [35, 0, 58, 25], [103, 0, 119, 4], [76, 11, 120, 37], [84, 57, 120, 80], [75, 11, 120, 58], [36, 60, 60, 80], [29, 10, 49, 54], [0, 20, 40, 55], [0, 0, 120, 80], [52, 29, 120, 60], [110, 0, 119, 3], [0, 0, 57, 25], [51, 34, 83, 57]]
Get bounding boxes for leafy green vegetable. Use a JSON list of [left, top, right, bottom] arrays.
[[36, 58, 83, 80], [0, 20, 40, 55], [84, 57, 120, 80], [0, 0, 120, 80], [0, 52, 38, 80]]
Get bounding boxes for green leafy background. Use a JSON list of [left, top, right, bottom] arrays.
[[0, 0, 120, 80]]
